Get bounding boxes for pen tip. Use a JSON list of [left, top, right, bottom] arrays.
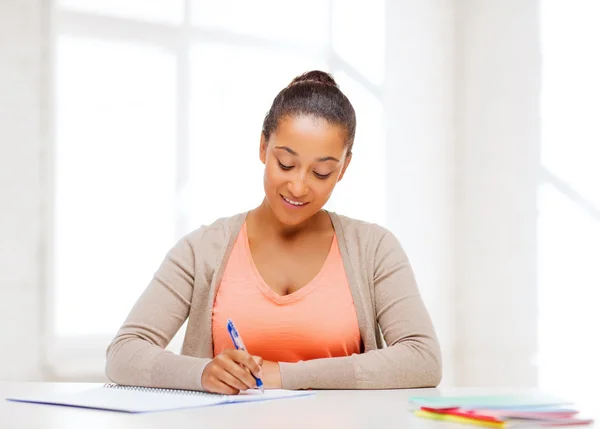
[[260, 386, 264, 394]]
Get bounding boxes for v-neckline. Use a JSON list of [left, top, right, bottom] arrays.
[[242, 222, 336, 305]]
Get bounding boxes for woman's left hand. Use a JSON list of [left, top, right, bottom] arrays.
[[260, 360, 282, 389]]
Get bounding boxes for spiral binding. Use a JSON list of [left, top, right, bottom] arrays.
[[103, 384, 221, 397]]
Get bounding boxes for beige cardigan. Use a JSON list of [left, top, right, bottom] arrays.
[[105, 211, 442, 391]]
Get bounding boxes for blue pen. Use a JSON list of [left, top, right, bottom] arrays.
[[226, 319, 264, 393]]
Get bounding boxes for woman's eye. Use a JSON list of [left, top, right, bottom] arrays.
[[314, 172, 331, 180], [278, 161, 293, 170]]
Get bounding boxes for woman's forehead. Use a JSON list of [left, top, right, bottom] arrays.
[[272, 116, 347, 156]]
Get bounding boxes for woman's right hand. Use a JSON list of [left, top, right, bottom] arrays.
[[201, 349, 263, 395]]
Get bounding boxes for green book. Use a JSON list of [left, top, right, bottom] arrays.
[[409, 394, 571, 410]]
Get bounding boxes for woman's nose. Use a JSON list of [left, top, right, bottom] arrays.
[[287, 173, 309, 198]]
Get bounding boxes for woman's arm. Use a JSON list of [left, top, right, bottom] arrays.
[[278, 227, 442, 390], [105, 232, 211, 391]]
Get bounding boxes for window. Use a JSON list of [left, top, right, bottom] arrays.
[[49, 0, 386, 376], [538, 0, 600, 411]]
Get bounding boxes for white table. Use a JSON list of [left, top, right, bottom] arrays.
[[0, 382, 596, 429]]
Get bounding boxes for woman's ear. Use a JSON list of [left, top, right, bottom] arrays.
[[260, 134, 268, 164], [337, 152, 352, 182]]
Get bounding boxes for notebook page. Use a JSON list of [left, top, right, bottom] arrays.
[[7, 387, 314, 413], [231, 389, 314, 403], [7, 387, 228, 413]]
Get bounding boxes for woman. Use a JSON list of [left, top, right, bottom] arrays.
[[106, 70, 441, 394]]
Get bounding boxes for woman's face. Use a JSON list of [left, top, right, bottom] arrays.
[[260, 115, 351, 227]]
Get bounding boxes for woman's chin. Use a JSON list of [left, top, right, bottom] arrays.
[[272, 202, 316, 227], [273, 210, 309, 227]]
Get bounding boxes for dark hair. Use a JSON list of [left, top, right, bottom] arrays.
[[262, 70, 357, 153]]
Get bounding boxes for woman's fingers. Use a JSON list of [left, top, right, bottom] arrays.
[[220, 357, 257, 389], [210, 378, 240, 395], [253, 355, 264, 368], [202, 349, 265, 395], [214, 365, 252, 391], [226, 349, 263, 379], [201, 369, 240, 395]]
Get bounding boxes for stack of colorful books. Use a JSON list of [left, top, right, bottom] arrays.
[[409, 394, 594, 427]]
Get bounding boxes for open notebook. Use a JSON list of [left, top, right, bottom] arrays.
[[6, 384, 314, 413]]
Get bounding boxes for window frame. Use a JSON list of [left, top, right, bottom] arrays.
[[44, 0, 386, 379]]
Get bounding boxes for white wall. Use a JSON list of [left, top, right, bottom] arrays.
[[0, 0, 48, 380], [454, 0, 540, 387], [0, 0, 542, 387], [383, 0, 541, 388], [383, 0, 456, 386]]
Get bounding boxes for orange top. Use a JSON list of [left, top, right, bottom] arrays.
[[212, 222, 361, 363]]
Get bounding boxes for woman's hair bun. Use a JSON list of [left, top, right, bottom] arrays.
[[263, 69, 355, 153], [289, 70, 338, 88]]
